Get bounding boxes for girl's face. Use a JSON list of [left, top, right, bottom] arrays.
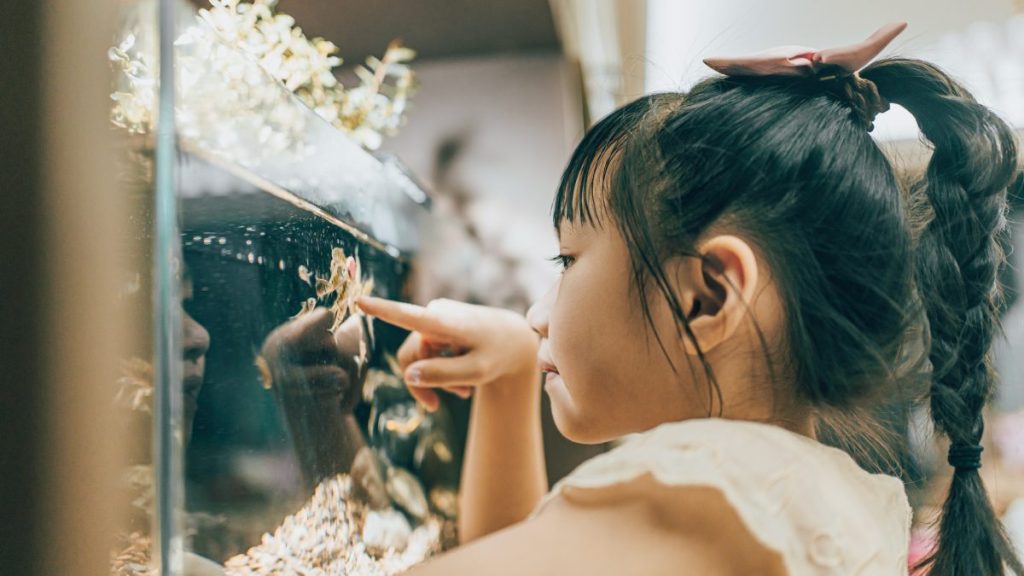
[[527, 218, 792, 444], [527, 220, 712, 444]]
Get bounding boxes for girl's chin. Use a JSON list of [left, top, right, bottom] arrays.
[[542, 371, 569, 406], [544, 373, 605, 445]]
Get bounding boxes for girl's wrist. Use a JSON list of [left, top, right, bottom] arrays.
[[482, 361, 541, 405]]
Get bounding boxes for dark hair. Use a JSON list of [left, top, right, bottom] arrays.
[[553, 58, 1021, 575]]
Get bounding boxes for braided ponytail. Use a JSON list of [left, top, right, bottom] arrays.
[[861, 58, 1022, 575]]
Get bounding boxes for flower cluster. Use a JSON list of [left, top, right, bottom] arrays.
[[338, 42, 416, 150], [109, 32, 156, 135], [199, 0, 417, 149], [110, 0, 416, 151]]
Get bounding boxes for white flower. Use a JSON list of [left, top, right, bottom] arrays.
[[111, 0, 416, 153]]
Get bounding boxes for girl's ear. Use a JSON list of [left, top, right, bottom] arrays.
[[671, 235, 760, 355]]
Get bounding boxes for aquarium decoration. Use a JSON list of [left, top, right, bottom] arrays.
[[223, 474, 441, 576], [295, 247, 375, 333]]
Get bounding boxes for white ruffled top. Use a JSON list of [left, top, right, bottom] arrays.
[[532, 418, 912, 575]]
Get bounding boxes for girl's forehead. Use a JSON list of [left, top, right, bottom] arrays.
[[556, 218, 602, 242]]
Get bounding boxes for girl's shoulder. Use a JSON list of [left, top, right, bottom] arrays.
[[533, 418, 912, 575]]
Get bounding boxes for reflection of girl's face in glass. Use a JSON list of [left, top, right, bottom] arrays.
[[181, 274, 210, 442]]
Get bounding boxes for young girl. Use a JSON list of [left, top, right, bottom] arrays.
[[358, 23, 1022, 575]]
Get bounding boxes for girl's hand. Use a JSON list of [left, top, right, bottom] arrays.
[[357, 297, 540, 411]]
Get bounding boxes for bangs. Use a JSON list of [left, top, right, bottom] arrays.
[[552, 95, 668, 231], [552, 126, 624, 230]]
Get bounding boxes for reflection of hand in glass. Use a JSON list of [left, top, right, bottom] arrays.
[[260, 307, 371, 487], [261, 308, 367, 409]]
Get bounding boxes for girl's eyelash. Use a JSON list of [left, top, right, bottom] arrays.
[[547, 254, 576, 271]]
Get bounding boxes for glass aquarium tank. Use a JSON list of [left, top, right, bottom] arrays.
[[109, 1, 462, 574]]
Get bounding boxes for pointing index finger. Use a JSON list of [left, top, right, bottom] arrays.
[[357, 296, 458, 341]]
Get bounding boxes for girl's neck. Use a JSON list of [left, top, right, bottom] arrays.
[[718, 398, 818, 440], [713, 367, 817, 439], [768, 411, 817, 439]]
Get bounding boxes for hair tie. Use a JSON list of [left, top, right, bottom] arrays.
[[821, 73, 890, 131], [947, 443, 984, 471]]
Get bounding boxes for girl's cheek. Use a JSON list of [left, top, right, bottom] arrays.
[[551, 277, 583, 341], [548, 288, 580, 366]]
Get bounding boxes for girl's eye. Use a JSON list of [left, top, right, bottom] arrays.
[[547, 254, 576, 272]]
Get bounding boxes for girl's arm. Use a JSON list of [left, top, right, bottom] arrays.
[[457, 360, 546, 542], [356, 297, 547, 542]]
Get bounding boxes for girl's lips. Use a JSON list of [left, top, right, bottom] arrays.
[[541, 370, 562, 392], [538, 358, 559, 375]]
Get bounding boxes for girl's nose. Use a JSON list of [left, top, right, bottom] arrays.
[[526, 278, 558, 338], [183, 312, 211, 361]]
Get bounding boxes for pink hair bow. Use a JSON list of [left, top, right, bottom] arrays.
[[703, 22, 907, 77]]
